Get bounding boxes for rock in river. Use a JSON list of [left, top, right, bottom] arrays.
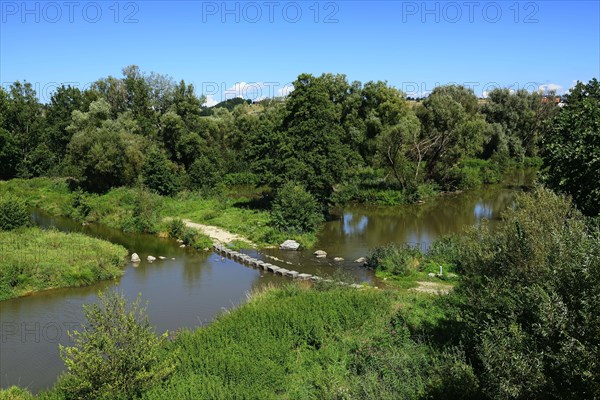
[[131, 253, 141, 263], [313, 250, 327, 258], [147, 255, 156, 262], [279, 240, 300, 251], [354, 257, 367, 264], [333, 257, 344, 262]]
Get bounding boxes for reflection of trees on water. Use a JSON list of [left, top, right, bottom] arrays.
[[317, 181, 529, 251]]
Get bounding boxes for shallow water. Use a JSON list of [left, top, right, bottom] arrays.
[[0, 169, 534, 392]]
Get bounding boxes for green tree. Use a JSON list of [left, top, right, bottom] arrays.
[[66, 99, 145, 192], [542, 78, 600, 216], [141, 147, 180, 196], [45, 85, 90, 162], [482, 88, 558, 157], [270, 181, 323, 234], [59, 291, 177, 399], [416, 85, 489, 186], [275, 73, 358, 202]]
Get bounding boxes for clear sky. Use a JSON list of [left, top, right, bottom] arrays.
[[1, 0, 599, 103]]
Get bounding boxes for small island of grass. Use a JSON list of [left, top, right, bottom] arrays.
[[0, 227, 128, 301]]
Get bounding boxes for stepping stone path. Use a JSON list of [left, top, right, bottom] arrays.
[[212, 243, 364, 289]]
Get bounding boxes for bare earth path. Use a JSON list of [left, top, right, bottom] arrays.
[[182, 219, 255, 246]]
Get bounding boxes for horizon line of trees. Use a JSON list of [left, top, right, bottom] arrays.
[[1, 66, 597, 216]]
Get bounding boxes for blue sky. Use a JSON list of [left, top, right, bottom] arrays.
[[1, 1, 599, 103]]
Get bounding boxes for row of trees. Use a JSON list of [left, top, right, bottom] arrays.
[[1, 67, 596, 216]]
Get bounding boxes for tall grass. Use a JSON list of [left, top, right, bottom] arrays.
[[0, 227, 128, 301]]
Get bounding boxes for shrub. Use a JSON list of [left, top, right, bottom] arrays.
[[167, 218, 185, 239], [188, 156, 221, 191], [454, 187, 600, 399], [58, 291, 177, 400], [270, 182, 323, 234], [141, 147, 180, 196], [0, 196, 29, 231], [367, 244, 423, 276], [121, 188, 162, 233]]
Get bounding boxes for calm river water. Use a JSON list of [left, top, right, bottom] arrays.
[[0, 170, 534, 392]]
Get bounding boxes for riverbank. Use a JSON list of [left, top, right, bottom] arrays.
[[0, 178, 315, 249], [9, 284, 452, 399], [0, 227, 128, 301]]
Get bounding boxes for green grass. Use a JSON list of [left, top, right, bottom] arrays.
[[0, 227, 128, 301], [0, 178, 317, 248], [28, 284, 449, 400]]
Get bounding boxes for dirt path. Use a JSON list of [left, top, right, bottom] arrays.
[[182, 219, 254, 246], [410, 281, 453, 295]]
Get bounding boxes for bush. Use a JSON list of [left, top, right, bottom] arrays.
[[454, 187, 600, 399], [58, 291, 177, 400], [270, 182, 323, 234], [141, 148, 180, 196], [121, 188, 162, 233], [167, 218, 185, 239], [0, 196, 29, 230], [188, 156, 221, 191], [367, 244, 423, 277]]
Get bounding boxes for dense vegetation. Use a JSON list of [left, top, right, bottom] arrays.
[[3, 188, 597, 399], [1, 69, 598, 399], [0, 228, 128, 300], [0, 67, 573, 236]]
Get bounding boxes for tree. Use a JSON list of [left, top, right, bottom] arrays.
[[454, 188, 600, 399], [45, 85, 90, 161], [59, 291, 177, 399], [482, 88, 558, 157], [270, 181, 323, 234], [542, 78, 600, 216], [66, 99, 145, 192], [274, 73, 358, 202], [415, 85, 489, 185], [141, 147, 180, 196]]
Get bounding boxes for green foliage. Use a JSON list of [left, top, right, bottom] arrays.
[[141, 147, 180, 196], [65, 99, 146, 193], [121, 187, 163, 233], [0, 228, 127, 300], [454, 187, 600, 399], [187, 155, 221, 191], [167, 218, 185, 239], [58, 291, 177, 400], [0, 196, 30, 231], [270, 181, 323, 234], [0, 386, 34, 400], [367, 243, 423, 276], [542, 78, 600, 216]]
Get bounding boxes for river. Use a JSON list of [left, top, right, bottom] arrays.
[[0, 169, 535, 393]]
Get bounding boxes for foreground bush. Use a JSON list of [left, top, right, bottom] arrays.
[[0, 196, 29, 231], [0, 228, 127, 301], [454, 187, 600, 399], [58, 291, 177, 400]]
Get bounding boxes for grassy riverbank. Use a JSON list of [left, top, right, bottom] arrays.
[[0, 178, 316, 248], [11, 284, 452, 400], [0, 227, 128, 301]]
